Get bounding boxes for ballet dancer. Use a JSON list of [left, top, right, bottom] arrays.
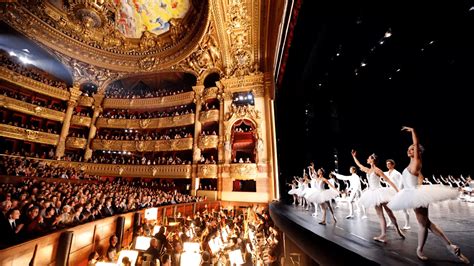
[[307, 168, 339, 225], [352, 150, 405, 242], [387, 126, 468, 263], [331, 167, 366, 219], [304, 163, 322, 216], [287, 178, 299, 205], [384, 159, 410, 230]]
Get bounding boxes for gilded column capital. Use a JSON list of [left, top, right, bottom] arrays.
[[192, 85, 205, 103], [69, 86, 83, 102]]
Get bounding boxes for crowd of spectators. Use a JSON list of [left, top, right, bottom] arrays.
[[90, 153, 191, 166], [0, 51, 68, 90], [0, 118, 60, 134], [105, 83, 190, 99], [0, 155, 98, 180], [97, 127, 193, 141], [99, 105, 194, 120], [1, 88, 66, 112], [0, 178, 205, 248]]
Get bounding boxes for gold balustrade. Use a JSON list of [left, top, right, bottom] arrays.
[[96, 113, 195, 129], [199, 109, 219, 124], [0, 66, 70, 100], [197, 164, 218, 178], [92, 138, 193, 152], [65, 137, 87, 149], [0, 95, 65, 122], [229, 163, 257, 180], [0, 124, 59, 145], [77, 96, 94, 107], [71, 115, 92, 127], [202, 87, 219, 101], [198, 135, 219, 150], [102, 91, 195, 109]]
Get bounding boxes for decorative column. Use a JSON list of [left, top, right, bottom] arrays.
[[191, 85, 205, 194], [56, 86, 82, 159], [84, 94, 104, 161], [216, 82, 226, 164]]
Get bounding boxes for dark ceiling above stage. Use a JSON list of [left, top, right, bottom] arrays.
[[276, 0, 474, 181]]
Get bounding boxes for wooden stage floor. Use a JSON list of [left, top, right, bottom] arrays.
[[270, 199, 474, 265]]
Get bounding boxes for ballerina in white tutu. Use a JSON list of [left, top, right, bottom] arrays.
[[387, 127, 468, 263], [307, 168, 339, 225], [287, 177, 299, 205], [304, 163, 322, 216], [351, 150, 405, 242]]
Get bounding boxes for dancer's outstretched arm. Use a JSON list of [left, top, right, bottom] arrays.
[[375, 168, 399, 192], [351, 150, 370, 173]]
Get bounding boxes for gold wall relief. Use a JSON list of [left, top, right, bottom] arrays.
[[0, 95, 65, 122], [0, 124, 59, 146], [96, 114, 195, 129]]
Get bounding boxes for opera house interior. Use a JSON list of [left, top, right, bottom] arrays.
[[0, 0, 288, 265]]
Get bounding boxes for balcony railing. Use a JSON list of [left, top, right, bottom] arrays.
[[0, 124, 59, 145], [92, 138, 193, 152], [96, 113, 195, 129], [77, 96, 94, 107], [199, 109, 219, 124], [197, 164, 218, 178], [198, 135, 219, 150], [102, 91, 194, 109], [0, 95, 65, 122], [0, 66, 70, 100], [229, 163, 257, 180], [71, 115, 92, 127], [66, 137, 87, 149]]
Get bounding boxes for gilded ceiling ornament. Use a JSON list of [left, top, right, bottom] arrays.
[[138, 56, 157, 71]]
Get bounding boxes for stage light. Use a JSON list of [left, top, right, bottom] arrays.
[[384, 30, 392, 38], [134, 236, 152, 251], [429, 40, 435, 45], [19, 56, 31, 65], [396, 68, 401, 72], [361, 62, 367, 67], [117, 250, 139, 266]]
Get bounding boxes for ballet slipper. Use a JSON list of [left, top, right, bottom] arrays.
[[373, 236, 386, 243], [311, 213, 317, 217], [318, 221, 326, 225], [361, 215, 368, 219], [402, 225, 411, 230], [333, 217, 337, 223], [416, 247, 428, 261], [345, 214, 354, 219], [447, 244, 470, 264]]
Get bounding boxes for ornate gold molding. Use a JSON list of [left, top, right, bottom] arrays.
[[0, 66, 70, 101], [198, 135, 219, 150], [65, 137, 87, 149], [96, 113, 195, 130], [1, 1, 210, 73], [0, 124, 59, 145], [197, 164, 218, 178], [202, 86, 219, 100], [78, 96, 94, 107], [92, 138, 193, 152], [230, 163, 257, 180], [220, 73, 265, 97], [102, 91, 195, 109], [199, 109, 219, 124], [71, 115, 92, 127], [0, 95, 65, 122]]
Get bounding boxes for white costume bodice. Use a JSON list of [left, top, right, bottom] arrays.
[[367, 172, 382, 189], [401, 168, 419, 189]]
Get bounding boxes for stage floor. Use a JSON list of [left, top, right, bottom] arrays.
[[270, 199, 474, 265]]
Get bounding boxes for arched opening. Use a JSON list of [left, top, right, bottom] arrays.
[[80, 82, 98, 96], [231, 119, 256, 163], [203, 72, 220, 88]]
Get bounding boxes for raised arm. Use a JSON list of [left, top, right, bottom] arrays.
[[322, 177, 339, 192], [402, 126, 422, 176], [332, 171, 350, 181], [351, 150, 370, 173], [375, 168, 399, 192]]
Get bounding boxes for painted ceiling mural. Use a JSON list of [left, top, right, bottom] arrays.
[[113, 0, 190, 38]]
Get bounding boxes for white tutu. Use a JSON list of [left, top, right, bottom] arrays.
[[303, 188, 318, 200], [359, 187, 396, 208], [388, 185, 459, 211], [288, 188, 298, 195], [309, 189, 339, 204]]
